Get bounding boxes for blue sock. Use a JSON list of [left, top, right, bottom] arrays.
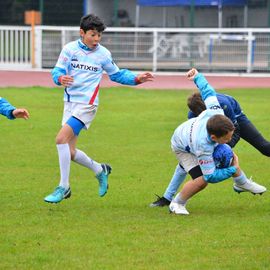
[[163, 164, 187, 201]]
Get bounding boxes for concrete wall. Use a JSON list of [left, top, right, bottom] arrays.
[[87, 0, 114, 26]]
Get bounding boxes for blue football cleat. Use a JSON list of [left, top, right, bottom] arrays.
[[96, 164, 112, 197], [44, 186, 71, 203]]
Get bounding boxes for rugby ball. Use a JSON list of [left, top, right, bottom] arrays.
[[213, 144, 233, 168]]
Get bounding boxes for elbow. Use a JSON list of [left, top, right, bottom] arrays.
[[204, 174, 216, 183], [109, 73, 117, 83]]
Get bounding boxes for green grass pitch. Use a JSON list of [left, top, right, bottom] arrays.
[[0, 86, 269, 270]]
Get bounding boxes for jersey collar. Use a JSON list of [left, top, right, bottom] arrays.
[[78, 39, 99, 51]]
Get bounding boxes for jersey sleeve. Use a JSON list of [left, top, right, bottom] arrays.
[[109, 69, 137, 85], [55, 46, 72, 70], [193, 73, 223, 115], [197, 153, 237, 183], [102, 52, 120, 75], [51, 46, 71, 85], [102, 50, 138, 85], [0, 97, 16, 119], [51, 67, 67, 85]]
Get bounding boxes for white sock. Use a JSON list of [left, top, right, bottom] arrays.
[[73, 149, 102, 175], [57, 144, 71, 189], [172, 193, 187, 205], [233, 170, 247, 185]]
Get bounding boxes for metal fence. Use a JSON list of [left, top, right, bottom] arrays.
[[0, 26, 31, 69], [1, 25, 270, 73]]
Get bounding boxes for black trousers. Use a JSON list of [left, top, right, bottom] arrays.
[[238, 121, 270, 157]]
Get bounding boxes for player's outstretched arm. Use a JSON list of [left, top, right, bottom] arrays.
[[12, 108, 30, 120], [186, 68, 223, 115]]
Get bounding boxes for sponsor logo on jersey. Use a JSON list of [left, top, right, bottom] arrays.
[[209, 105, 221, 110], [199, 159, 214, 165], [71, 63, 98, 72]]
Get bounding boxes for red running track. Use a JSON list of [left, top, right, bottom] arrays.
[[1, 70, 270, 90]]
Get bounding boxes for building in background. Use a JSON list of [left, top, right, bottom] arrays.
[[87, 0, 269, 28], [0, 0, 83, 26], [0, 0, 268, 28]]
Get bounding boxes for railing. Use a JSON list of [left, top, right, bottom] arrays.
[[0, 26, 32, 69], [1, 25, 270, 73]]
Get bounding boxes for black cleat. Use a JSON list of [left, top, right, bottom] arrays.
[[149, 195, 171, 207]]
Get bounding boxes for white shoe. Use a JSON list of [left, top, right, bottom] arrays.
[[169, 201, 189, 215], [233, 177, 267, 195]]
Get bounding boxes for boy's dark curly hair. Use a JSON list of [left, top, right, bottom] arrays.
[[80, 14, 106, 33]]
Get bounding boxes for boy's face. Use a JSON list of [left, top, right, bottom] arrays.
[[80, 29, 102, 49], [211, 130, 234, 144]]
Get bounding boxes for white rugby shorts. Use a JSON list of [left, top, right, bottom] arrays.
[[62, 101, 98, 129], [174, 150, 199, 173]]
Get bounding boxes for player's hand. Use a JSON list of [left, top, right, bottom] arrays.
[[59, 75, 74, 87], [136, 72, 154, 84], [231, 153, 239, 167], [12, 108, 30, 120], [186, 68, 198, 81], [231, 152, 241, 176]]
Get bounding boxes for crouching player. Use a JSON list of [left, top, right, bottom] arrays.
[[151, 74, 269, 208], [168, 68, 266, 215]]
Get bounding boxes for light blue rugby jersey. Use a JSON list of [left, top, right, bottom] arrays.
[[171, 93, 222, 158], [55, 39, 119, 105], [171, 73, 236, 182]]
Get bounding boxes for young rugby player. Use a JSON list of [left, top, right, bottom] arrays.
[[44, 14, 153, 203], [153, 68, 266, 215]]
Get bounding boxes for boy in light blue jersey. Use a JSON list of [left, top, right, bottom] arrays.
[[167, 68, 266, 215], [0, 97, 29, 120], [151, 89, 270, 207], [44, 14, 153, 204]]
